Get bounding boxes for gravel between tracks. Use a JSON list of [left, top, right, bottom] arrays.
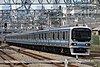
[[9, 46, 93, 67]]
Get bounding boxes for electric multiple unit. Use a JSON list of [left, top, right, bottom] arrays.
[[5, 26, 91, 55]]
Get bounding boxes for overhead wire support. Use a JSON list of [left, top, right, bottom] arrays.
[[0, 0, 97, 5], [0, 0, 99, 32]]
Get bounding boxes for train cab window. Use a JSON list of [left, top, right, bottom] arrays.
[[72, 28, 91, 42], [98, 30, 100, 35]]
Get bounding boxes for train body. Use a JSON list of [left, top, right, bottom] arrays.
[[5, 26, 91, 55]]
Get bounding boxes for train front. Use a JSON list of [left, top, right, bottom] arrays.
[[70, 26, 91, 55]]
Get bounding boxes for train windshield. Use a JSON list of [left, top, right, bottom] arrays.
[[72, 28, 91, 42]]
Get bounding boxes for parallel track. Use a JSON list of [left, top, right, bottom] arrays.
[[90, 51, 100, 54], [79, 50, 100, 60], [0, 50, 28, 67], [8, 46, 78, 67]]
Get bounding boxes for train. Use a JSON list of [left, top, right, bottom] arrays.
[[5, 25, 91, 55]]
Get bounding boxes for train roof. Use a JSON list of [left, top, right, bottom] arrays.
[[6, 26, 91, 37]]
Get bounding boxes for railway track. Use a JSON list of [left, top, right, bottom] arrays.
[[7, 46, 78, 67], [0, 50, 15, 67], [0, 49, 28, 67], [79, 50, 100, 60], [91, 51, 100, 54], [1, 45, 100, 67]]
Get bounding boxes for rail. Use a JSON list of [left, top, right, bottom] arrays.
[[0, 50, 28, 67], [0, 59, 94, 67], [7, 46, 96, 67], [91, 51, 100, 54]]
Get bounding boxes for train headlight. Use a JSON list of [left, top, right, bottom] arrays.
[[72, 43, 77, 46], [85, 43, 90, 46], [85, 44, 88, 46], [74, 43, 77, 46]]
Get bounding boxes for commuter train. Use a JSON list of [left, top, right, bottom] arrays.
[[5, 25, 91, 55]]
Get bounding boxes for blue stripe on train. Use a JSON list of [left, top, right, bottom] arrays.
[[7, 40, 69, 44], [77, 43, 86, 46]]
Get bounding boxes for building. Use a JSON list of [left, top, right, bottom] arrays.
[[92, 27, 100, 35]]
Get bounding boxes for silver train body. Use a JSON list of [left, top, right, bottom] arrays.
[[5, 26, 91, 55]]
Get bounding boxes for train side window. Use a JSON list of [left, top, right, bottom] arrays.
[[39, 34, 40, 40], [63, 32, 65, 40], [33, 34, 34, 40], [42, 33, 43, 39], [59, 32, 63, 40], [52, 32, 53, 40], [28, 34, 31, 40], [53, 32, 54, 40], [58, 32, 59, 40], [21, 36, 22, 40], [37, 34, 39, 40], [31, 34, 32, 40], [46, 33, 48, 40], [27, 35, 29, 40], [25, 35, 27, 40], [36, 34, 38, 40], [40, 33, 42, 40], [47, 32, 49, 40], [54, 32, 58, 40], [34, 34, 36, 40], [24, 35, 26, 40], [39, 34, 41, 40], [37, 34, 38, 40], [26, 35, 28, 40], [66, 31, 69, 41], [50, 32, 53, 40], [45, 33, 46, 40], [42, 33, 44, 40], [35, 34, 36, 40], [23, 35, 24, 40], [43, 33, 45, 40]]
